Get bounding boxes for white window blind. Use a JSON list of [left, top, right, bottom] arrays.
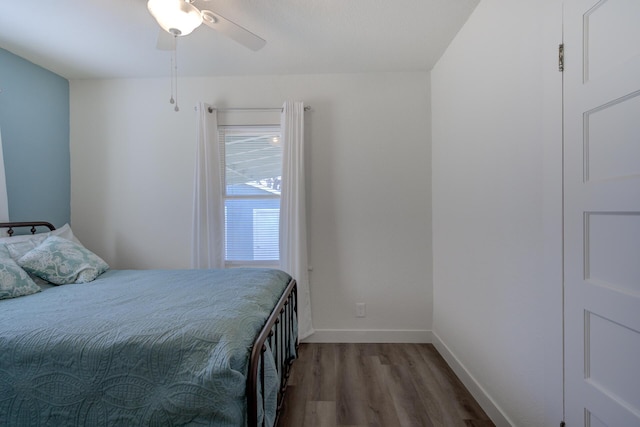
[[219, 125, 282, 265]]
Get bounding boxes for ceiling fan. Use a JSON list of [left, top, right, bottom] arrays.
[[147, 0, 266, 51]]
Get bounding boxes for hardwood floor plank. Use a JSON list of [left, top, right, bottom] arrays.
[[382, 362, 435, 427], [277, 384, 306, 427], [390, 343, 461, 426], [416, 344, 492, 423], [286, 343, 311, 387], [335, 343, 368, 425], [364, 342, 393, 365], [310, 343, 336, 401], [463, 421, 498, 427], [277, 343, 494, 427], [303, 401, 336, 427], [360, 354, 403, 426]]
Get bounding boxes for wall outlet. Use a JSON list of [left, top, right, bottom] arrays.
[[356, 303, 366, 318]]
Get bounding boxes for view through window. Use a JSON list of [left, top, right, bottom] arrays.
[[218, 125, 282, 265]]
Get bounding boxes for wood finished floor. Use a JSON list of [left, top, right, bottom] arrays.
[[277, 343, 494, 427]]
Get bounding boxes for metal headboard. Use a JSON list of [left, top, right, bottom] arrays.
[[0, 221, 56, 237]]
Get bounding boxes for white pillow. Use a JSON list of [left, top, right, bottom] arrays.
[[1, 223, 83, 261], [0, 232, 41, 246], [5, 235, 47, 260], [51, 223, 84, 246]]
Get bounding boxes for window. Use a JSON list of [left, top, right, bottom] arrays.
[[219, 125, 282, 266]]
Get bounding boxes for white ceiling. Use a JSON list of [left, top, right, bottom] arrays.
[[0, 0, 479, 80]]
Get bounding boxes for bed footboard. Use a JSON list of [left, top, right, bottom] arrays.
[[247, 278, 298, 427]]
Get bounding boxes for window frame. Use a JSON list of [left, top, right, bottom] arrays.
[[218, 124, 282, 268]]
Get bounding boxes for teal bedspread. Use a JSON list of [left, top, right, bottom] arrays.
[[0, 268, 293, 426]]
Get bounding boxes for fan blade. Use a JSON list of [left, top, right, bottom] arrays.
[[200, 10, 266, 51], [156, 29, 175, 51]]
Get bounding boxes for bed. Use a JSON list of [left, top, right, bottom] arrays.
[[0, 221, 298, 427]]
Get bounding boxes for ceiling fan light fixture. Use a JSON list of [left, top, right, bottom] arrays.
[[201, 10, 218, 24], [147, 0, 203, 36]]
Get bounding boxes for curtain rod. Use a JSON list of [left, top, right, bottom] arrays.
[[207, 106, 311, 113]]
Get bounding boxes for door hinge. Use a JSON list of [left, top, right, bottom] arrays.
[[558, 43, 564, 72]]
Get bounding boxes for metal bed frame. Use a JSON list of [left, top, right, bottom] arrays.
[[0, 221, 299, 427], [249, 277, 298, 426]]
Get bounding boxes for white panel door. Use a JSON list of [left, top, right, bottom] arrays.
[[564, 0, 640, 425]]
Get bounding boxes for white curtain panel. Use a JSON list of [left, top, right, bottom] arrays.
[[0, 127, 9, 224], [280, 101, 314, 340], [191, 103, 225, 269]]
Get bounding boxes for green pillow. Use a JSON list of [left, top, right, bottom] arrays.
[[0, 244, 41, 299], [18, 236, 109, 285]]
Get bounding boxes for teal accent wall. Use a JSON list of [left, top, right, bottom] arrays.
[[0, 49, 70, 227]]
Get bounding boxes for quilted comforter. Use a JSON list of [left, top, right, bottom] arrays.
[[0, 268, 293, 426]]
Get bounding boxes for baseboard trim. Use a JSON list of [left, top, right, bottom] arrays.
[[302, 329, 433, 343], [431, 332, 513, 427]]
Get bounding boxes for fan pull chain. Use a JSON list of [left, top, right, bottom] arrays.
[[169, 37, 175, 107], [173, 34, 179, 112], [169, 34, 180, 112]]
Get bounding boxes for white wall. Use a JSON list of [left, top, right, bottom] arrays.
[[70, 72, 432, 342], [431, 0, 562, 426]]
